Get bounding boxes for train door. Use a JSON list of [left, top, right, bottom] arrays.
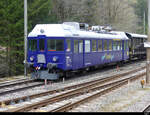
[[73, 39, 84, 70], [122, 40, 129, 61], [65, 39, 73, 69], [37, 38, 46, 64], [84, 40, 91, 67]]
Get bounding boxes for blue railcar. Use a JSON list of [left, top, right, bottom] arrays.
[[27, 22, 129, 80]]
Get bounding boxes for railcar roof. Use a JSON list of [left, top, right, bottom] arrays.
[[126, 32, 147, 39], [28, 23, 129, 40]]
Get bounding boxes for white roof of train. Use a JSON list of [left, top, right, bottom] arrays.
[[126, 33, 147, 39], [28, 22, 129, 40]]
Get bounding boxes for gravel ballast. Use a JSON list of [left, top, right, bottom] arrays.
[[0, 61, 147, 112]]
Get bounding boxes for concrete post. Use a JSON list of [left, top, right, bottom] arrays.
[[24, 0, 28, 77]]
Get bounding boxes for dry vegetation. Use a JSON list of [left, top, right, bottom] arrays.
[[51, 0, 139, 33]]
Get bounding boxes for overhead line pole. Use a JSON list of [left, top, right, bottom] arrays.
[[146, 0, 150, 84], [144, 11, 146, 34], [24, 0, 28, 77]]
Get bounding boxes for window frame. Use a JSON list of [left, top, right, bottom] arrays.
[[28, 39, 37, 52], [113, 40, 117, 51], [104, 40, 108, 51], [108, 40, 112, 51], [92, 40, 97, 52], [39, 39, 45, 52], [74, 40, 79, 53], [47, 38, 64, 52], [66, 39, 71, 52], [85, 40, 91, 53], [79, 40, 83, 53], [98, 40, 102, 52]]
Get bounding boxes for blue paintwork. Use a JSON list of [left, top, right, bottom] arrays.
[[27, 35, 129, 79], [27, 36, 66, 70]]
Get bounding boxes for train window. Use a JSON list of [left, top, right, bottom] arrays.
[[126, 41, 129, 49], [98, 40, 102, 52], [124, 41, 127, 50], [47, 39, 64, 51], [79, 40, 83, 53], [48, 39, 55, 51], [128, 40, 131, 48], [109, 40, 112, 51], [74, 40, 78, 53], [56, 40, 64, 51], [39, 39, 45, 51], [66, 39, 71, 52], [132, 39, 135, 49], [136, 38, 139, 45], [113, 41, 117, 51], [104, 40, 107, 51], [140, 39, 143, 44], [28, 39, 37, 51], [92, 40, 97, 52], [85, 40, 91, 53], [120, 41, 122, 50], [117, 41, 120, 50]]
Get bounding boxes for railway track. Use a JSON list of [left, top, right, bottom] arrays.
[[2, 66, 146, 112], [0, 78, 33, 88], [143, 105, 150, 113], [50, 72, 145, 112], [0, 78, 44, 96]]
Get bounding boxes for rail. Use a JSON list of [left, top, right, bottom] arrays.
[[0, 66, 145, 107], [3, 66, 146, 112]]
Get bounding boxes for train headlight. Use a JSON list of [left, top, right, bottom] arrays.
[[30, 56, 34, 62], [53, 56, 58, 62]]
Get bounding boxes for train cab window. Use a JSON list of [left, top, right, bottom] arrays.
[[66, 39, 71, 52], [98, 40, 102, 52], [79, 40, 83, 53], [47, 39, 64, 51], [28, 39, 37, 51], [74, 40, 78, 53], [92, 40, 97, 52], [39, 39, 45, 52], [57, 40, 64, 51], [109, 40, 112, 51], [85, 40, 91, 53], [104, 40, 107, 51]]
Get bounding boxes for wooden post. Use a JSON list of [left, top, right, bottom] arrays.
[[146, 0, 150, 84]]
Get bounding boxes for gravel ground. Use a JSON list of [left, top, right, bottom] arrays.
[[0, 61, 145, 101], [0, 75, 28, 83], [0, 61, 147, 112], [69, 76, 148, 112]]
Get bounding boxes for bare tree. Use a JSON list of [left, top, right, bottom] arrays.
[[51, 0, 139, 32]]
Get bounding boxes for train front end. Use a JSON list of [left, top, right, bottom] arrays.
[[27, 24, 66, 80]]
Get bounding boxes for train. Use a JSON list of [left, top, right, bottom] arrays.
[[26, 22, 147, 80]]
